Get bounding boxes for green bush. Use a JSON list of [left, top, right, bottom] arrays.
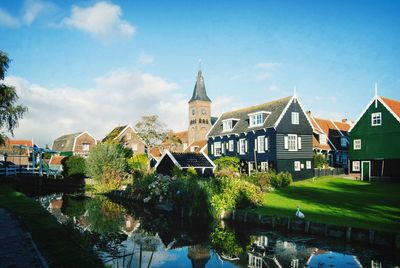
[[214, 156, 240, 172], [243, 170, 292, 190], [127, 154, 149, 172], [314, 153, 327, 168], [278, 171, 292, 187], [85, 143, 128, 191], [172, 166, 184, 177], [61, 156, 86, 179], [185, 167, 198, 179]]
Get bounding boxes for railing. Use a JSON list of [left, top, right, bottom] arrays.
[[314, 167, 345, 177], [0, 165, 59, 177]]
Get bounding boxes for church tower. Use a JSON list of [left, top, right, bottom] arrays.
[[188, 68, 212, 146]]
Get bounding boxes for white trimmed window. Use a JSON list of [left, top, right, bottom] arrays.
[[229, 140, 234, 151], [131, 143, 138, 151], [222, 120, 233, 131], [214, 142, 222, 156], [126, 133, 132, 140], [306, 161, 311, 169], [257, 136, 265, 153], [352, 161, 360, 172], [298, 136, 302, 150], [354, 139, 361, 150], [261, 162, 268, 171], [82, 143, 90, 152], [319, 134, 327, 145], [239, 139, 246, 155], [294, 161, 301, 171], [291, 112, 299, 125], [249, 113, 264, 127], [371, 112, 382, 126], [288, 134, 298, 151]]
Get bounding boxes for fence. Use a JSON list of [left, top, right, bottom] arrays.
[[0, 165, 61, 177], [314, 168, 345, 177]]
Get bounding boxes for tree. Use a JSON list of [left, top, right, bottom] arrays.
[[0, 51, 28, 145], [134, 115, 168, 156]]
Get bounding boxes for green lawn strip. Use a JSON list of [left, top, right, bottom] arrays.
[[0, 184, 103, 267], [252, 177, 400, 233]]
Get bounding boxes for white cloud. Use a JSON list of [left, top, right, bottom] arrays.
[[62, 1, 135, 40], [138, 53, 154, 65], [0, 9, 20, 27], [256, 62, 281, 70], [22, 0, 54, 26], [255, 72, 271, 81], [5, 70, 182, 146]]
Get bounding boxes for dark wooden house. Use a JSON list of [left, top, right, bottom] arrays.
[[155, 151, 215, 177], [207, 94, 314, 179]]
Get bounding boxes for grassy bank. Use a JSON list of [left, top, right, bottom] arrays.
[[253, 177, 400, 233], [0, 183, 103, 267]]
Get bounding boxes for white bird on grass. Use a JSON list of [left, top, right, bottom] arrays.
[[295, 206, 305, 218]]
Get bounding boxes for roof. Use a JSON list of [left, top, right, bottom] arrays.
[[381, 96, 400, 118], [150, 147, 162, 160], [6, 139, 33, 147], [184, 140, 207, 153], [52, 132, 82, 152], [102, 125, 127, 142], [170, 152, 214, 168], [208, 96, 292, 137], [49, 155, 65, 166], [189, 70, 211, 103]]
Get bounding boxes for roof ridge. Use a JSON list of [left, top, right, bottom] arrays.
[[222, 96, 292, 116]]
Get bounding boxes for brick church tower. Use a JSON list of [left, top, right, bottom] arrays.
[[188, 68, 212, 145]]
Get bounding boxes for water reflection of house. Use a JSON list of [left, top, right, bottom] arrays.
[[187, 244, 210, 268], [48, 195, 69, 224], [121, 215, 140, 236], [305, 248, 362, 268]]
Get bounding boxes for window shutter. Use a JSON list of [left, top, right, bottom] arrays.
[[245, 140, 248, 153], [237, 141, 240, 152], [211, 144, 214, 155], [284, 136, 288, 149], [254, 139, 258, 151], [265, 137, 269, 151], [298, 137, 302, 150], [221, 142, 225, 154]]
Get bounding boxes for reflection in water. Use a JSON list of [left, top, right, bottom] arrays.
[[36, 194, 398, 268]]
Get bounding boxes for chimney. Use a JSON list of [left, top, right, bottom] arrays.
[[342, 119, 348, 123], [306, 111, 311, 115]]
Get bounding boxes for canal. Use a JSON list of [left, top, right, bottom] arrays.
[[35, 193, 399, 267]]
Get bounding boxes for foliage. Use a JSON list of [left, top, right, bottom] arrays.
[[0, 51, 28, 145], [243, 170, 292, 191], [127, 153, 149, 172], [210, 225, 243, 258], [314, 153, 328, 168], [134, 115, 168, 154], [85, 143, 128, 192], [146, 174, 172, 203], [277, 171, 292, 187], [172, 166, 184, 177], [185, 167, 198, 179], [61, 155, 86, 179], [214, 156, 240, 172]]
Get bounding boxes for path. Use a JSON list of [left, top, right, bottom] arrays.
[[0, 208, 48, 268]]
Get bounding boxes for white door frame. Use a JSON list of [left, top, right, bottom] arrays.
[[361, 161, 371, 181]]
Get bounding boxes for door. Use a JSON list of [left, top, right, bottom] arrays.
[[361, 161, 370, 181]]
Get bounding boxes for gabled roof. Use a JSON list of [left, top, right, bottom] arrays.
[[52, 132, 82, 152], [155, 150, 215, 170], [5, 139, 33, 147], [150, 147, 162, 161], [208, 96, 292, 137], [189, 70, 211, 103], [184, 140, 207, 153], [349, 95, 400, 132], [49, 155, 65, 166]]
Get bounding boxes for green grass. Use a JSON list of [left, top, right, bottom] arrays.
[[253, 176, 400, 233], [0, 183, 103, 267]]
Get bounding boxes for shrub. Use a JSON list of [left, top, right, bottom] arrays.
[[85, 143, 128, 191], [61, 156, 86, 179], [127, 154, 149, 172], [172, 166, 184, 177], [185, 167, 198, 179], [314, 153, 327, 168], [214, 156, 240, 172], [278, 171, 292, 187]]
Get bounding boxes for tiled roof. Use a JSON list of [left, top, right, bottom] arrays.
[[381, 96, 400, 119], [150, 147, 162, 160], [312, 135, 332, 151], [6, 139, 33, 147], [171, 152, 214, 168], [52, 132, 82, 152], [184, 140, 207, 153], [49, 155, 65, 166], [208, 96, 292, 137], [189, 70, 211, 102]]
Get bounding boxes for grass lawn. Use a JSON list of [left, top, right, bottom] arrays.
[[0, 183, 103, 267], [253, 176, 400, 233]]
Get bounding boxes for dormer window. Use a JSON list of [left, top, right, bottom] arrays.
[[222, 118, 239, 132], [319, 134, 327, 145], [248, 111, 270, 128]]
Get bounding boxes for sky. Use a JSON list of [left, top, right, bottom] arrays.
[[1, 0, 399, 146]]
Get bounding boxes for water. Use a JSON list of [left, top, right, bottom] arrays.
[[36, 193, 399, 268]]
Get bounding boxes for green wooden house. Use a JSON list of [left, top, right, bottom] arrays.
[[349, 91, 400, 181]]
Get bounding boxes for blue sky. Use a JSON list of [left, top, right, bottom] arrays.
[[1, 0, 399, 146]]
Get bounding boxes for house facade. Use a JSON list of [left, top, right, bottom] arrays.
[[0, 139, 33, 166], [207, 95, 314, 179], [349, 93, 400, 180], [52, 131, 97, 157], [102, 125, 147, 155], [307, 112, 351, 170]]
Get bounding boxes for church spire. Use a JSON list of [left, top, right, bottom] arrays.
[[189, 65, 211, 103]]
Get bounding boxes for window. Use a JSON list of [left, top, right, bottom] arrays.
[[131, 143, 138, 151], [319, 134, 327, 145], [352, 161, 360, 172], [239, 139, 246, 154], [291, 112, 299, 125], [126, 133, 132, 140], [257, 136, 265, 152], [222, 120, 233, 131], [214, 142, 222, 156], [294, 161, 301, 171], [288, 134, 298, 151], [306, 161, 311, 169], [229, 140, 234, 151], [354, 139, 361, 150], [340, 136, 348, 147], [261, 162, 268, 171], [82, 143, 90, 152], [249, 113, 263, 127], [371, 112, 381, 126]]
